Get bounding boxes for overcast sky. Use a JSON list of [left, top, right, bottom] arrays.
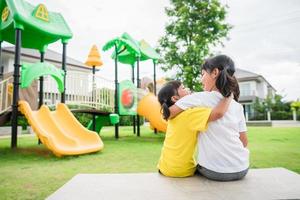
[[20, 0, 300, 101]]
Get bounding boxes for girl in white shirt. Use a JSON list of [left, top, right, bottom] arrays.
[[170, 55, 249, 181]]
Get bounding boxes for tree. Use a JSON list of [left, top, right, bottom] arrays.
[[157, 0, 231, 91], [291, 101, 300, 111], [253, 94, 294, 120], [270, 94, 290, 112]]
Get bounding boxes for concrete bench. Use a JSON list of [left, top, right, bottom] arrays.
[[47, 168, 300, 200]]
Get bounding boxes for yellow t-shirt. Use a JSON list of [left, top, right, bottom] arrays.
[[157, 107, 211, 177]]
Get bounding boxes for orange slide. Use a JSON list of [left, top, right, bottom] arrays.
[[137, 93, 167, 132], [18, 101, 103, 157]]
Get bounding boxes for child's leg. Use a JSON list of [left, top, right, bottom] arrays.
[[197, 165, 248, 181]]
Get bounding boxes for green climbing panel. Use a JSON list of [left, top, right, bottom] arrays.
[[118, 80, 137, 115], [21, 62, 65, 93]]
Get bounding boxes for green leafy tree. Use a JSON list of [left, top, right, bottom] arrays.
[[252, 98, 266, 120], [253, 98, 265, 113], [269, 94, 290, 112], [157, 0, 231, 91], [291, 100, 300, 111], [253, 94, 294, 120]]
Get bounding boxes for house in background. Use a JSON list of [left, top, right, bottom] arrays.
[[0, 46, 114, 111], [0, 46, 91, 76], [235, 68, 276, 119]]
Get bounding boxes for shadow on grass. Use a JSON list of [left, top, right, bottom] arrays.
[[0, 145, 53, 159], [14, 146, 52, 157]]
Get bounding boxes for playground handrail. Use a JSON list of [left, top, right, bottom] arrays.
[[42, 71, 115, 111]]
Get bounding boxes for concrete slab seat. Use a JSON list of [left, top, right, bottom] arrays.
[[47, 168, 300, 200]]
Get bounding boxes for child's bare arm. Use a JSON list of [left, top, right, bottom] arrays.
[[239, 132, 248, 147], [208, 95, 232, 122], [168, 105, 184, 119]]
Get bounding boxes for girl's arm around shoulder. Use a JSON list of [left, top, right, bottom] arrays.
[[169, 105, 184, 119], [208, 95, 233, 122], [169, 93, 205, 119]]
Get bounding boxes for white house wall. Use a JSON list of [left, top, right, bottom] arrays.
[[239, 81, 256, 97], [2, 52, 91, 74], [256, 81, 268, 99]]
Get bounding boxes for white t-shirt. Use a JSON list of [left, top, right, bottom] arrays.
[[175, 91, 249, 173]]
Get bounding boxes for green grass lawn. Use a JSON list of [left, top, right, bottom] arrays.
[[0, 126, 299, 200]]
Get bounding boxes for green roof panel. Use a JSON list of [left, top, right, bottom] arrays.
[[0, 0, 72, 51], [112, 38, 160, 66]]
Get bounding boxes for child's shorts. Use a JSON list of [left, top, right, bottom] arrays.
[[197, 165, 248, 182]]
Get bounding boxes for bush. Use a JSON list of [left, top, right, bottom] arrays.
[[73, 113, 144, 127], [249, 112, 266, 120], [249, 111, 294, 120], [73, 113, 93, 127], [271, 111, 293, 120], [119, 115, 144, 126], [4, 116, 29, 130]]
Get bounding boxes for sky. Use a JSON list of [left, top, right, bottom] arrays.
[[15, 0, 300, 101]]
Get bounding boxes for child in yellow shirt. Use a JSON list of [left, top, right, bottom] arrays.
[[157, 80, 231, 177]]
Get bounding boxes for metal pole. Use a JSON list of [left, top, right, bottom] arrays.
[[92, 66, 96, 131], [38, 51, 45, 145], [153, 61, 157, 95], [114, 44, 119, 139], [132, 65, 136, 134], [61, 43, 67, 103], [136, 57, 140, 137], [39, 52, 45, 108], [92, 66, 96, 102], [0, 41, 2, 79], [11, 29, 22, 148], [153, 60, 157, 134]]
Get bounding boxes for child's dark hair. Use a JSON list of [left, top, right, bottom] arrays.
[[157, 80, 182, 120], [202, 55, 240, 101]]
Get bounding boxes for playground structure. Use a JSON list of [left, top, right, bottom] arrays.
[[0, 0, 104, 156], [103, 32, 166, 137], [0, 0, 167, 156]]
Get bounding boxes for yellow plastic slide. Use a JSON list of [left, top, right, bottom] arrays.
[[137, 93, 167, 132], [18, 101, 103, 157]]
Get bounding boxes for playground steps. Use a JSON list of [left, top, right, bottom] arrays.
[[18, 101, 104, 157], [47, 168, 300, 200]]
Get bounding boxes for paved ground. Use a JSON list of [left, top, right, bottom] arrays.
[[247, 120, 300, 127], [0, 126, 22, 136], [0, 126, 34, 138], [272, 120, 300, 127], [47, 168, 300, 200]]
